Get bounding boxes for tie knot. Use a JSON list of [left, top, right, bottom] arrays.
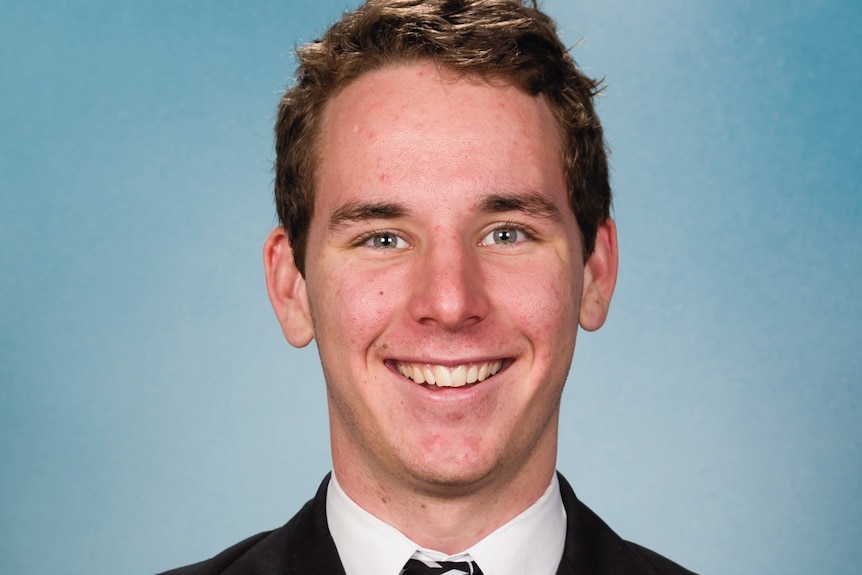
[[400, 557, 484, 575]]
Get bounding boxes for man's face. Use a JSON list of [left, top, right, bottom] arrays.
[[267, 61, 615, 498]]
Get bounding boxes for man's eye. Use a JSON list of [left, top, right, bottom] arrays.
[[481, 227, 526, 246], [364, 232, 408, 249]]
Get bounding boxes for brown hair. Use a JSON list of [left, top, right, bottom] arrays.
[[275, 0, 610, 275]]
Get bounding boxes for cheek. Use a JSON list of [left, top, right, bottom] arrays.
[[310, 263, 403, 348], [500, 262, 578, 321], [492, 260, 580, 357]]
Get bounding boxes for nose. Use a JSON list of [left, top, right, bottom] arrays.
[[407, 239, 490, 331]]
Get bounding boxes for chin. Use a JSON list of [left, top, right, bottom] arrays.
[[399, 452, 502, 496]]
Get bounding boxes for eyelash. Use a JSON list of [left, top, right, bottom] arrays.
[[353, 229, 408, 249], [351, 221, 537, 249], [482, 221, 537, 245]]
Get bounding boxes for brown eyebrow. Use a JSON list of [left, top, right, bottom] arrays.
[[476, 192, 564, 222], [328, 200, 411, 231], [327, 192, 562, 230]]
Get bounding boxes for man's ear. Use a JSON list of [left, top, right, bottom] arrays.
[[579, 218, 619, 332], [263, 227, 314, 347]]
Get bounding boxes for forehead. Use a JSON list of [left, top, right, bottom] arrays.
[[314, 61, 565, 213]]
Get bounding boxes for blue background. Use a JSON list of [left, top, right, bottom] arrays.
[[1, 1, 860, 573]]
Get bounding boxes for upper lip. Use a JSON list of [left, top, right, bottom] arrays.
[[391, 359, 505, 387]]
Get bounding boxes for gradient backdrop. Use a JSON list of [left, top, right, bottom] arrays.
[[2, 1, 860, 574]]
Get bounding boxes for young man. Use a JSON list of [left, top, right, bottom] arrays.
[[164, 1, 696, 573]]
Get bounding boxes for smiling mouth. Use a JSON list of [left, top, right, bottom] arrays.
[[393, 360, 504, 388]]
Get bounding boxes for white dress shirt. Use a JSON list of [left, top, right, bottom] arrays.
[[326, 472, 566, 575]]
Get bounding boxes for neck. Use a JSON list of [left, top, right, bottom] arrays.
[[331, 434, 557, 554]]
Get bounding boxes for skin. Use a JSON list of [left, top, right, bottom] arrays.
[[264, 61, 618, 553]]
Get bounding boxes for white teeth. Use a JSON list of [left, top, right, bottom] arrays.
[[411, 365, 425, 384], [434, 365, 452, 387], [395, 360, 504, 387], [450, 365, 467, 387]]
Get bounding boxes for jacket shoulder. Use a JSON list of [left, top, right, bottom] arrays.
[[556, 473, 697, 575], [627, 542, 698, 575], [157, 531, 273, 575], [157, 476, 344, 575]]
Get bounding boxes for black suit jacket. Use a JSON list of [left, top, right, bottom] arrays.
[[160, 474, 696, 575]]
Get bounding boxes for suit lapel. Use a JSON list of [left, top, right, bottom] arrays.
[[224, 475, 347, 575], [555, 472, 691, 575], [557, 472, 644, 574]]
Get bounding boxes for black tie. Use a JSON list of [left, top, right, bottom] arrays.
[[400, 557, 484, 575]]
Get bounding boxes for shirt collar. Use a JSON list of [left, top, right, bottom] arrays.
[[466, 473, 566, 575], [326, 472, 418, 575], [326, 472, 566, 575]]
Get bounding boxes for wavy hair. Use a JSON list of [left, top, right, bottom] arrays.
[[275, 0, 610, 274]]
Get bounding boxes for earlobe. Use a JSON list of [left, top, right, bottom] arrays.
[[579, 218, 619, 332], [263, 227, 314, 347]]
